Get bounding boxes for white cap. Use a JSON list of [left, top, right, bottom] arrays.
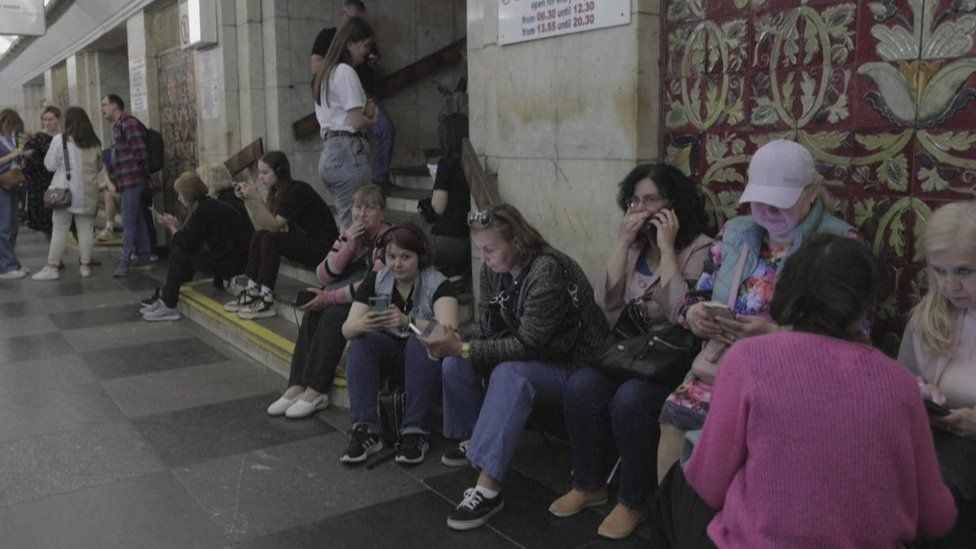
[[739, 139, 817, 209]]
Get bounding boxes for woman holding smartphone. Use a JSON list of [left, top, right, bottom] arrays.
[[0, 108, 28, 279], [340, 224, 458, 465]]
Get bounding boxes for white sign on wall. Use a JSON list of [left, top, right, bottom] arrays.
[[0, 0, 45, 36], [498, 0, 630, 45], [197, 48, 220, 120], [129, 58, 148, 113], [179, 0, 217, 49]]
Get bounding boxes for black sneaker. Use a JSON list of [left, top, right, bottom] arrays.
[[140, 287, 161, 307], [395, 433, 429, 465], [447, 488, 505, 531], [340, 425, 383, 464], [441, 439, 470, 467], [237, 295, 276, 319]]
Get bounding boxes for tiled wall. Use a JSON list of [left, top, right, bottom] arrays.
[[661, 0, 976, 352]]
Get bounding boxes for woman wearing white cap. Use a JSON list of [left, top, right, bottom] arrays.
[[655, 139, 862, 482]]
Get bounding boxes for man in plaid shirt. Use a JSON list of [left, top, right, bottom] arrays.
[[100, 94, 153, 277]]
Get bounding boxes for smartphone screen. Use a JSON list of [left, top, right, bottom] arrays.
[[703, 303, 734, 321]]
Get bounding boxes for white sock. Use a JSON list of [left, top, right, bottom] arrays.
[[474, 485, 498, 499], [260, 285, 272, 297], [105, 222, 114, 230], [246, 280, 258, 293]]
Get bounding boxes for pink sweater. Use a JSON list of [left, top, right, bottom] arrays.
[[685, 332, 956, 548]]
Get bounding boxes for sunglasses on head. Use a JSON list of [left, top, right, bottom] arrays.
[[467, 209, 496, 228]]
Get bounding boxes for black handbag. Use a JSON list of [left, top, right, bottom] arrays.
[[377, 384, 405, 446], [588, 325, 699, 389]]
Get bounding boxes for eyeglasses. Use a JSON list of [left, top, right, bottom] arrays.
[[627, 195, 670, 210], [467, 209, 494, 228]]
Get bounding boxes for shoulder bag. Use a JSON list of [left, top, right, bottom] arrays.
[[0, 135, 25, 190], [43, 137, 72, 209]]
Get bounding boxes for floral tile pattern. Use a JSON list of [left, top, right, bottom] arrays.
[[661, 0, 976, 352]]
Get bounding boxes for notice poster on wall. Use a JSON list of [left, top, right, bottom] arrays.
[[129, 58, 148, 113], [0, 0, 45, 36], [498, 0, 630, 45], [197, 48, 220, 120]]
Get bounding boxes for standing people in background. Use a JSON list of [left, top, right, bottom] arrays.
[[0, 108, 28, 279], [22, 106, 60, 240], [658, 235, 956, 548], [421, 204, 611, 531], [31, 107, 102, 280], [100, 94, 152, 277], [311, 1, 396, 194], [313, 16, 379, 230], [225, 151, 338, 320], [551, 164, 712, 539], [140, 172, 252, 322], [418, 113, 472, 278], [899, 200, 976, 547], [95, 147, 119, 241], [267, 184, 390, 419]]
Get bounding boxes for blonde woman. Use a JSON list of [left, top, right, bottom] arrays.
[[33, 107, 101, 280], [899, 200, 976, 547]]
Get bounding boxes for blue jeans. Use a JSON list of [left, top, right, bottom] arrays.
[[346, 332, 442, 434], [119, 181, 151, 269], [319, 135, 370, 230], [368, 95, 395, 185], [564, 367, 671, 508], [0, 187, 21, 273], [442, 357, 569, 483]]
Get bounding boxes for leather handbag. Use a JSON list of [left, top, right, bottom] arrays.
[[589, 325, 699, 389], [43, 136, 72, 209], [0, 167, 24, 190]]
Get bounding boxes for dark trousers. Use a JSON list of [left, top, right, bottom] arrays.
[[346, 332, 442, 434], [654, 463, 717, 549], [287, 304, 351, 393], [913, 430, 976, 547], [245, 230, 329, 290], [141, 186, 157, 252], [161, 246, 246, 308], [564, 367, 671, 508]]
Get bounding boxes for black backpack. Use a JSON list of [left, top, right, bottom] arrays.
[[145, 128, 164, 173]]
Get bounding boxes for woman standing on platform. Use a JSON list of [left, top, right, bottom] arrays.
[[32, 107, 101, 281], [22, 106, 60, 239], [0, 108, 28, 279], [313, 16, 378, 230]]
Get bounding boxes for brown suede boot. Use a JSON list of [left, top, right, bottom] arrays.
[[548, 487, 608, 518], [597, 504, 647, 539]]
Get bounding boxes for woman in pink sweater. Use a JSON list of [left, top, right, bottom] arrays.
[[266, 184, 390, 418], [657, 234, 956, 548]]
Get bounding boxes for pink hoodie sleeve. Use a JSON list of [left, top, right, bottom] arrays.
[[316, 235, 358, 286], [685, 344, 752, 509]]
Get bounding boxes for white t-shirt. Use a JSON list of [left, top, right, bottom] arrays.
[[314, 63, 367, 137]]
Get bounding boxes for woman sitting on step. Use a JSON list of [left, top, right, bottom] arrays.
[[224, 151, 338, 320], [266, 184, 390, 418], [340, 225, 458, 465], [140, 172, 251, 321]]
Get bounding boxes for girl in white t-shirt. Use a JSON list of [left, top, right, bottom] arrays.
[[313, 16, 379, 230]]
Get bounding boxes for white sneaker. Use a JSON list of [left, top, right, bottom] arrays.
[[224, 290, 257, 312], [96, 227, 114, 240], [139, 299, 164, 314], [267, 395, 301, 416], [0, 268, 27, 280], [285, 394, 330, 418], [142, 303, 181, 321], [79, 265, 92, 278], [31, 265, 61, 281], [237, 295, 276, 319]]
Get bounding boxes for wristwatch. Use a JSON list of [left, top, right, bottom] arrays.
[[460, 341, 471, 359]]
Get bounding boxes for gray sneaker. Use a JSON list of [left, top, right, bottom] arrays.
[[142, 303, 181, 321]]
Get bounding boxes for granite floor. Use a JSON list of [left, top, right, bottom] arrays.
[[0, 229, 658, 548]]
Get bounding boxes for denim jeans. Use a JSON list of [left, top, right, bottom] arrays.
[[564, 367, 671, 508], [442, 357, 569, 483], [346, 332, 442, 434], [0, 187, 21, 273], [119, 181, 151, 270], [318, 135, 370, 230], [368, 95, 395, 185]]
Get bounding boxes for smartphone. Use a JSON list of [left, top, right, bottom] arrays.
[[149, 206, 163, 217], [368, 295, 390, 313], [291, 290, 317, 308], [924, 398, 951, 417], [409, 320, 448, 342], [702, 302, 735, 321]]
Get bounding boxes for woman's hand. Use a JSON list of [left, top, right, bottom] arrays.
[[357, 310, 389, 332], [715, 315, 781, 342], [378, 306, 408, 332], [686, 302, 727, 339], [933, 407, 976, 438], [618, 210, 649, 245], [344, 221, 366, 244], [298, 287, 330, 312], [9, 148, 23, 159], [236, 181, 258, 201], [421, 326, 463, 359], [161, 213, 180, 233], [650, 208, 680, 252]]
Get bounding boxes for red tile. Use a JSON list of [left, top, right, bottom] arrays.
[[853, 0, 919, 67], [911, 132, 976, 201], [850, 131, 916, 198], [748, 68, 797, 130], [849, 70, 914, 132], [794, 66, 857, 132]]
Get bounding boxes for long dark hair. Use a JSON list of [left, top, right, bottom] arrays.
[[312, 16, 374, 107], [770, 234, 884, 341], [63, 107, 101, 149], [260, 151, 292, 215], [616, 163, 708, 251]]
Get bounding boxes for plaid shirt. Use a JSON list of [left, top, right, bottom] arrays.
[[108, 112, 149, 192]]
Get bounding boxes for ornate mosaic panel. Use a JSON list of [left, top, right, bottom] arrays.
[[661, 0, 976, 352], [157, 47, 198, 214]]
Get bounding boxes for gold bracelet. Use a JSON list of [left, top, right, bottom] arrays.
[[460, 341, 471, 359]]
